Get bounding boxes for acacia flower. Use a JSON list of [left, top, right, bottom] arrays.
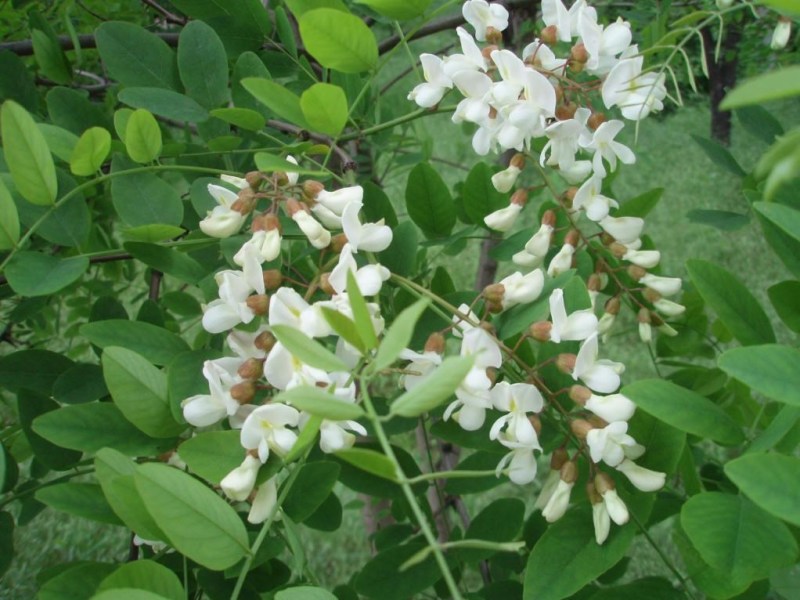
[[548, 288, 598, 343], [341, 201, 392, 252], [220, 454, 261, 501], [616, 458, 666, 491], [199, 184, 247, 238], [572, 333, 624, 393], [583, 120, 635, 177], [489, 382, 544, 446], [586, 421, 643, 467], [240, 403, 300, 463], [462, 0, 509, 41], [408, 54, 453, 107], [248, 478, 278, 524]]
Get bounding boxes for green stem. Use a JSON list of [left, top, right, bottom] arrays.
[[359, 377, 464, 600], [0, 165, 232, 274], [339, 105, 456, 142], [404, 469, 503, 485], [0, 467, 94, 509]]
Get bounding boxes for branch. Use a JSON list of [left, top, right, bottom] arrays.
[[0, 33, 179, 56], [140, 0, 187, 25], [266, 119, 357, 173]]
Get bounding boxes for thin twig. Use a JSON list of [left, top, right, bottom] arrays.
[[141, 0, 186, 24]]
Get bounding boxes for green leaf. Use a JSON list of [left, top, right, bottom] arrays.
[[178, 21, 230, 109], [372, 299, 429, 373], [320, 307, 366, 354], [298, 9, 378, 73], [4, 252, 88, 297], [725, 453, 800, 526], [690, 135, 745, 176], [0, 178, 20, 249], [747, 405, 800, 454], [681, 492, 798, 582], [346, 270, 377, 350], [70, 127, 111, 176], [210, 107, 265, 131], [166, 349, 223, 421], [523, 507, 636, 600], [102, 346, 185, 438], [456, 498, 525, 563], [378, 220, 417, 276], [277, 386, 365, 421], [53, 363, 109, 404], [1, 100, 57, 205], [588, 578, 683, 600], [118, 87, 209, 123], [15, 170, 91, 247], [686, 259, 775, 346], [405, 162, 456, 239], [35, 483, 123, 526], [284, 415, 321, 464], [98, 560, 184, 600], [242, 77, 309, 128], [125, 109, 162, 164], [82, 319, 190, 365], [718, 344, 800, 406], [616, 187, 663, 218], [754, 201, 800, 245], [462, 162, 507, 226], [95, 448, 167, 540], [93, 590, 174, 600], [390, 355, 474, 418], [283, 461, 341, 522], [0, 349, 72, 394], [34, 403, 174, 456], [285, 0, 349, 17], [0, 512, 13, 579], [178, 431, 244, 484], [623, 379, 743, 445], [254, 152, 323, 176], [354, 0, 431, 19], [300, 83, 348, 136], [95, 21, 180, 90], [134, 462, 250, 570], [38, 563, 117, 600], [31, 25, 72, 84], [37, 122, 79, 162], [0, 443, 19, 494], [271, 324, 349, 372], [334, 447, 397, 481], [122, 224, 185, 243], [735, 105, 784, 144], [275, 587, 337, 600], [0, 49, 39, 113], [355, 543, 441, 600], [769, 280, 800, 333], [721, 66, 800, 110], [18, 388, 83, 470], [110, 156, 184, 226], [275, 6, 299, 58], [686, 209, 749, 231], [124, 241, 207, 284]]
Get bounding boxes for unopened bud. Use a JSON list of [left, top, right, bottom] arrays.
[[262, 269, 283, 291], [562, 187, 577, 207], [238, 358, 265, 380], [486, 299, 504, 314], [303, 180, 325, 200], [510, 188, 528, 207], [246, 294, 270, 315], [588, 112, 607, 130], [254, 331, 277, 352], [565, 229, 580, 247], [330, 233, 348, 253], [540, 25, 558, 45], [319, 273, 336, 295], [486, 368, 498, 385], [587, 273, 603, 292], [542, 209, 557, 228], [570, 418, 593, 439], [556, 101, 578, 121], [550, 447, 569, 471], [556, 353, 577, 374], [771, 16, 792, 50], [594, 472, 616, 495], [245, 171, 265, 189], [569, 385, 592, 405], [643, 288, 661, 303], [510, 153, 526, 170], [600, 232, 615, 246], [285, 198, 304, 216], [605, 296, 621, 315], [529, 414, 542, 436], [232, 188, 257, 214], [628, 265, 647, 281], [488, 106, 498, 119], [252, 212, 281, 233], [588, 414, 608, 428], [587, 481, 602, 504], [637, 308, 651, 324], [230, 381, 257, 404], [570, 42, 589, 64], [424, 332, 445, 354], [560, 460, 578, 484], [609, 242, 627, 258], [481, 44, 499, 61], [274, 171, 290, 187], [483, 283, 505, 304], [485, 26, 503, 45], [529, 321, 552, 342]]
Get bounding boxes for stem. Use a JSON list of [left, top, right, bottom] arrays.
[[359, 377, 464, 600], [0, 467, 94, 509], [339, 105, 456, 142], [405, 469, 503, 485]]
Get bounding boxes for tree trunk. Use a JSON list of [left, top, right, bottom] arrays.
[[702, 18, 742, 146]]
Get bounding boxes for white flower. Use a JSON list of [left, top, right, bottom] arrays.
[[444, 369, 493, 431], [341, 201, 392, 252], [240, 403, 300, 463], [181, 359, 243, 426], [462, 0, 509, 41], [560, 160, 593, 184], [654, 298, 685, 317], [601, 487, 629, 525], [285, 155, 300, 185], [616, 458, 666, 491], [460, 327, 502, 369], [602, 52, 666, 121], [525, 223, 554, 259], [574, 173, 619, 221], [202, 270, 256, 333], [329, 243, 390, 296], [573, 333, 624, 393], [522, 40, 569, 73], [599, 215, 643, 244], [547, 243, 575, 277], [583, 120, 635, 177], [592, 501, 611, 544], [489, 382, 544, 446], [292, 210, 331, 249], [623, 248, 660, 268], [579, 16, 632, 75], [220, 174, 249, 189], [495, 440, 539, 484], [541, 108, 592, 171], [585, 392, 636, 422], [541, 0, 589, 42], [399, 349, 442, 391], [315, 185, 363, 217], [534, 469, 561, 510], [443, 27, 488, 78], [408, 54, 453, 107], [220, 454, 261, 501], [248, 478, 278, 524], [542, 479, 574, 522], [771, 18, 792, 50], [484, 202, 523, 232], [452, 303, 480, 337], [548, 288, 598, 343], [228, 326, 270, 359], [499, 269, 544, 308], [491, 164, 521, 193], [586, 421, 643, 467], [451, 70, 493, 125], [235, 229, 281, 267], [199, 184, 246, 238], [640, 273, 682, 297]]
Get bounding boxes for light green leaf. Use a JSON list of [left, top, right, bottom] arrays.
[[122, 224, 185, 243], [70, 127, 111, 176], [102, 346, 185, 438], [1, 100, 57, 205], [0, 179, 20, 249], [118, 87, 209, 123], [718, 344, 800, 406], [721, 66, 800, 110], [178, 431, 244, 485], [298, 9, 378, 73], [616, 187, 664, 218], [210, 107, 265, 131], [242, 78, 309, 127], [681, 492, 798, 582], [98, 560, 183, 600], [390, 355, 474, 418], [286, 0, 349, 17], [134, 462, 249, 570], [754, 201, 800, 246], [271, 324, 349, 372], [275, 588, 337, 600], [623, 379, 743, 445], [35, 483, 123, 526], [254, 152, 323, 176], [725, 453, 800, 526], [82, 319, 190, 365], [92, 588, 172, 600], [335, 447, 397, 481], [300, 83, 348, 136], [372, 299, 429, 373], [686, 259, 775, 346], [125, 109, 162, 164], [320, 307, 366, 354], [277, 386, 365, 421], [346, 270, 377, 350], [177, 21, 230, 109], [405, 162, 456, 239], [95, 21, 180, 90], [39, 563, 117, 600], [4, 252, 87, 296], [37, 123, 79, 162], [354, 0, 431, 19]]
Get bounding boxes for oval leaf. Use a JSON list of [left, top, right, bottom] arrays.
[[299, 9, 378, 73], [300, 83, 348, 136], [405, 162, 456, 239], [719, 344, 800, 407], [98, 560, 184, 600], [271, 324, 349, 372], [1, 100, 57, 205], [724, 453, 800, 526], [70, 126, 111, 176], [177, 21, 230, 109], [95, 21, 180, 90], [278, 386, 365, 421], [118, 87, 209, 123], [390, 355, 474, 418], [82, 319, 190, 365], [125, 108, 162, 164], [4, 252, 88, 297], [0, 178, 20, 249]]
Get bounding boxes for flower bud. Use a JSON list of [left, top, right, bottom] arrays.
[[556, 101, 578, 121], [570, 43, 589, 64], [542, 462, 576, 522], [254, 331, 277, 352], [483, 283, 506, 304], [627, 265, 647, 281], [484, 203, 523, 231], [491, 165, 522, 193], [481, 44, 499, 61], [609, 242, 627, 259], [595, 473, 629, 525], [245, 171, 265, 189], [587, 273, 603, 293], [556, 353, 576, 374], [248, 478, 278, 524], [570, 418, 593, 439], [330, 233, 348, 253], [232, 188, 258, 214], [238, 358, 265, 380], [230, 381, 257, 404], [638, 308, 652, 343], [716, 0, 733, 7], [654, 298, 686, 317], [485, 26, 503, 45], [540, 25, 558, 45], [565, 229, 580, 247], [319, 273, 336, 296], [303, 180, 325, 200], [486, 299, 504, 314], [529, 320, 552, 342], [640, 273, 682, 297], [262, 269, 283, 291], [551, 448, 569, 471], [252, 213, 281, 233], [424, 332, 446, 354], [587, 481, 602, 505], [569, 384, 592, 405], [246, 294, 270, 315], [510, 188, 528, 207], [771, 16, 792, 50], [542, 209, 557, 228]]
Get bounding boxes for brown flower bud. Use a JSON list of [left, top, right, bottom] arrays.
[[510, 153, 526, 170], [262, 269, 283, 291], [510, 188, 528, 207], [252, 212, 281, 233], [237, 358, 265, 380], [556, 353, 577, 374], [540, 25, 558, 45], [587, 273, 603, 292], [481, 44, 499, 61], [246, 294, 270, 315], [588, 414, 608, 428], [560, 460, 578, 484], [486, 367, 498, 385], [303, 180, 325, 200], [319, 273, 336, 296], [570, 418, 594, 439], [550, 447, 569, 471], [245, 171, 265, 189], [230, 381, 257, 404], [609, 242, 627, 258], [424, 332, 446, 354], [587, 112, 607, 130], [486, 299, 504, 314], [556, 101, 578, 121], [600, 232, 615, 246], [643, 288, 661, 303], [485, 26, 503, 45], [541, 209, 557, 228], [570, 42, 589, 64], [562, 186, 578, 205], [479, 321, 497, 336], [594, 472, 616, 495], [604, 296, 621, 315], [285, 198, 304, 216], [586, 481, 602, 504], [569, 385, 592, 405], [529, 320, 552, 342], [254, 331, 277, 352], [565, 229, 580, 248], [637, 307, 652, 324], [330, 233, 348, 253], [232, 188, 258, 214], [483, 283, 505, 304], [628, 265, 647, 281]]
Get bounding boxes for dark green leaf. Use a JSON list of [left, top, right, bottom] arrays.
[[0, 50, 38, 112], [378, 221, 417, 275], [110, 156, 183, 226], [690, 135, 745, 176], [18, 388, 83, 470], [462, 162, 507, 226], [124, 242, 207, 284], [118, 87, 209, 123], [82, 319, 189, 365], [355, 543, 441, 600], [283, 461, 341, 522], [15, 170, 91, 247], [98, 560, 184, 600], [405, 162, 455, 239], [372, 299, 429, 373], [178, 21, 230, 109], [275, 587, 337, 600], [725, 453, 800, 526], [0, 178, 20, 249], [0, 349, 73, 395], [95, 21, 180, 89], [686, 209, 749, 231], [456, 498, 525, 562], [35, 483, 123, 525], [53, 363, 108, 404], [735, 106, 784, 144], [768, 280, 800, 333], [38, 562, 117, 600], [4, 252, 88, 297], [754, 201, 800, 245], [0, 512, 13, 578]]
